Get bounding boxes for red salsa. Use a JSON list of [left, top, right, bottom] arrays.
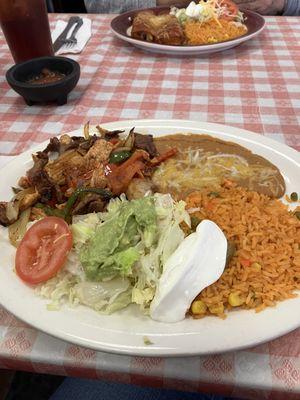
[[27, 68, 66, 85]]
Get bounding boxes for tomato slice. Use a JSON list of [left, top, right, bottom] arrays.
[[15, 216, 72, 285], [220, 0, 238, 20]]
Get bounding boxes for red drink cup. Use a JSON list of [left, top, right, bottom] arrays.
[[0, 0, 54, 63]]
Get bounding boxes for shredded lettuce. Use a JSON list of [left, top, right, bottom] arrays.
[[39, 193, 190, 315], [72, 278, 132, 314], [38, 272, 132, 314], [36, 270, 80, 310], [71, 213, 99, 245], [131, 194, 190, 310]]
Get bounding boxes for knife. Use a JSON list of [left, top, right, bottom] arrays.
[[53, 16, 81, 53]]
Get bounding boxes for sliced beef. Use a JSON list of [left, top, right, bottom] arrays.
[[18, 176, 31, 188], [41, 135, 100, 157], [0, 202, 12, 226], [96, 126, 125, 140], [62, 135, 99, 155], [77, 135, 99, 153], [42, 137, 60, 153], [134, 133, 157, 157], [27, 153, 53, 203], [72, 193, 105, 215]]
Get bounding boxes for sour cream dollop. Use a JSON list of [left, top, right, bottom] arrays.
[[150, 220, 227, 323], [185, 1, 204, 19]]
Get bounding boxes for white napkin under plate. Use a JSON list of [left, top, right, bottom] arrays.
[[51, 17, 92, 55]]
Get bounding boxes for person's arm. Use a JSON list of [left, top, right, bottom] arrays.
[[84, 0, 155, 13], [283, 0, 300, 15], [84, 0, 190, 13], [234, 0, 300, 15], [234, 0, 285, 15], [156, 0, 190, 6]]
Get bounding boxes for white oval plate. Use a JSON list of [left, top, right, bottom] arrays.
[[0, 119, 299, 357], [110, 8, 266, 56]]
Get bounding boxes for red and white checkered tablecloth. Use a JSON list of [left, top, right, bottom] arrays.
[[0, 14, 299, 399]]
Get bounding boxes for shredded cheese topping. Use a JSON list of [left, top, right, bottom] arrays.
[[170, 0, 244, 26], [152, 149, 280, 195]]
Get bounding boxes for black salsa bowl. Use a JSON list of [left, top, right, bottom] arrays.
[[6, 56, 80, 106]]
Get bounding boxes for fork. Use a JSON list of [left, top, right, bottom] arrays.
[[64, 18, 84, 48]]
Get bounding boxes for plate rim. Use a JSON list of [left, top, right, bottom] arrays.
[[0, 119, 299, 357], [110, 7, 266, 53]]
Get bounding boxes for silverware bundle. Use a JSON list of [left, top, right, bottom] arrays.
[[53, 16, 83, 52]]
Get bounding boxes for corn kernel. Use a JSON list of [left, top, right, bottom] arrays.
[[208, 303, 224, 314], [191, 300, 207, 315], [251, 262, 262, 272], [228, 292, 244, 307]]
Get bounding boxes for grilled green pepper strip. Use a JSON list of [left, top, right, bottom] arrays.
[[35, 203, 65, 218], [64, 188, 112, 222], [109, 150, 131, 164]]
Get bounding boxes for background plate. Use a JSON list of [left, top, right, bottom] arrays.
[[0, 119, 299, 357], [110, 7, 265, 55]]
